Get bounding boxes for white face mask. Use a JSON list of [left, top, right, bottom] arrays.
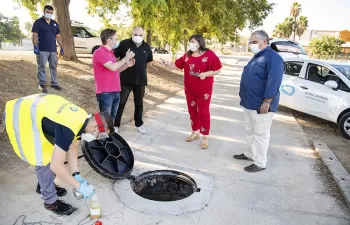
[[189, 43, 199, 52], [132, 36, 143, 44], [44, 13, 53, 20], [249, 43, 262, 54], [81, 133, 97, 142]]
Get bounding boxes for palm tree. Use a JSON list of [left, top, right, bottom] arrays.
[[282, 17, 294, 39], [273, 23, 284, 38], [290, 2, 302, 41], [296, 16, 308, 40]]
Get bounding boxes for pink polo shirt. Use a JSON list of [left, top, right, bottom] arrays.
[[92, 46, 121, 94]]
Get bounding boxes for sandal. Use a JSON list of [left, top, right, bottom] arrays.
[[201, 137, 209, 149], [186, 132, 200, 142]]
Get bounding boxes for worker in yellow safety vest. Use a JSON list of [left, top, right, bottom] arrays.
[[0, 94, 114, 215]]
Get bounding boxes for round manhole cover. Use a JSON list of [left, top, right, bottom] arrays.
[[82, 133, 134, 180], [130, 170, 200, 202]]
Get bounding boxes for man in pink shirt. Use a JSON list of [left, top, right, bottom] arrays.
[[92, 29, 135, 131]]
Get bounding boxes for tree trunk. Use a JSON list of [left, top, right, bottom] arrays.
[[146, 29, 152, 46], [183, 38, 188, 52], [52, 0, 77, 61], [293, 17, 297, 42], [0, 41, 2, 49]]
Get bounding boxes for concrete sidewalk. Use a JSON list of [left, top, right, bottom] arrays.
[[1, 63, 349, 225]]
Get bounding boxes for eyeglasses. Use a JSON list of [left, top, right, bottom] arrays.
[[190, 71, 200, 77]]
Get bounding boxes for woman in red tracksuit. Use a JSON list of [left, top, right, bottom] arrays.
[[162, 34, 222, 149]]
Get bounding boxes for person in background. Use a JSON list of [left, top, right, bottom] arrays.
[[1, 94, 114, 215], [92, 29, 135, 131], [233, 30, 284, 172], [161, 34, 222, 149], [32, 5, 64, 93], [113, 26, 153, 134]]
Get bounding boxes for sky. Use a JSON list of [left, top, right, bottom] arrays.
[[1, 0, 349, 36]]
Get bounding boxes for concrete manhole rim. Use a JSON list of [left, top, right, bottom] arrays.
[[113, 165, 215, 215]]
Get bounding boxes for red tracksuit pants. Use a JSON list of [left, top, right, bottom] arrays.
[[185, 88, 212, 135]]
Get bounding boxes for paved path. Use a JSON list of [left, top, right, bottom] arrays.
[[0, 61, 349, 225]]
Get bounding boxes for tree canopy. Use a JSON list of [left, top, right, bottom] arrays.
[[87, 0, 274, 52], [309, 36, 345, 59], [0, 14, 25, 48]]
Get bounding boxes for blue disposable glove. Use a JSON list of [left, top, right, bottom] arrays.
[[73, 174, 88, 184], [77, 182, 94, 199], [34, 46, 40, 55], [60, 48, 64, 55]]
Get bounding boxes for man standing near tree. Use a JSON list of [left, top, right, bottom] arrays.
[[32, 5, 64, 93], [113, 26, 153, 134]]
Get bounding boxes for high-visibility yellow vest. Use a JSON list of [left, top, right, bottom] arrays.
[[5, 94, 88, 166]]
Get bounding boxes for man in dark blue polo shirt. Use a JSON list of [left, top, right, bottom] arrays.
[[32, 5, 64, 93], [233, 30, 284, 173]]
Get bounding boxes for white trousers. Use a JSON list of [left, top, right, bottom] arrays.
[[243, 108, 275, 168]]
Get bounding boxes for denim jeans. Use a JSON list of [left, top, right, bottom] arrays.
[[96, 92, 120, 122]]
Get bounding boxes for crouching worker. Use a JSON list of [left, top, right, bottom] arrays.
[[0, 94, 113, 215]]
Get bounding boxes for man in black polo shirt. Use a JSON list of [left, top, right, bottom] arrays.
[[32, 5, 64, 93], [114, 26, 153, 134]]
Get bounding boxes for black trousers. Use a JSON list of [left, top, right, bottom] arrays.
[[114, 84, 145, 127]]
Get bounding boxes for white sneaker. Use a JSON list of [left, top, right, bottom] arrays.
[[114, 127, 119, 133], [136, 125, 147, 134]]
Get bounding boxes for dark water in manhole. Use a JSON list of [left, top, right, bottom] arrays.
[[131, 170, 199, 202]]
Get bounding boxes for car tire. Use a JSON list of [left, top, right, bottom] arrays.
[[92, 46, 100, 54], [339, 112, 350, 139]]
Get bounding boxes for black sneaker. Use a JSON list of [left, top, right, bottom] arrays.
[[50, 84, 62, 91], [39, 85, 48, 93], [44, 200, 76, 215], [36, 183, 67, 197]]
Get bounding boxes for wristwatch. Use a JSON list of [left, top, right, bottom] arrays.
[[72, 172, 80, 176]]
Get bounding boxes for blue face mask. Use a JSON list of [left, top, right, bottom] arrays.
[[44, 13, 53, 20], [112, 41, 120, 49]]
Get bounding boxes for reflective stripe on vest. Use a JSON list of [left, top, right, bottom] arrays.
[[13, 98, 26, 162], [31, 94, 45, 165]]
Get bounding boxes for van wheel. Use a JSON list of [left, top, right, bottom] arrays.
[[92, 46, 100, 54], [339, 112, 350, 139]]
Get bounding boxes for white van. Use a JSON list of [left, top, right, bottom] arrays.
[[71, 21, 101, 54]]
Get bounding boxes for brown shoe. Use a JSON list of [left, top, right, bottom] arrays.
[[186, 132, 200, 142]]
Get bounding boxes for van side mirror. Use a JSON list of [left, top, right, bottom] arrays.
[[324, 80, 338, 89]]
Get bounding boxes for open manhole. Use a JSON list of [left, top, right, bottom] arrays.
[[82, 133, 200, 202], [130, 170, 200, 202]]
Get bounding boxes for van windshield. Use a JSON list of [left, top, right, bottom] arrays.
[[85, 27, 99, 37], [332, 65, 350, 80], [270, 41, 307, 55]]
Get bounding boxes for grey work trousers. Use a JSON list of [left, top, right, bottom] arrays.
[[36, 51, 58, 86], [35, 164, 58, 204]]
